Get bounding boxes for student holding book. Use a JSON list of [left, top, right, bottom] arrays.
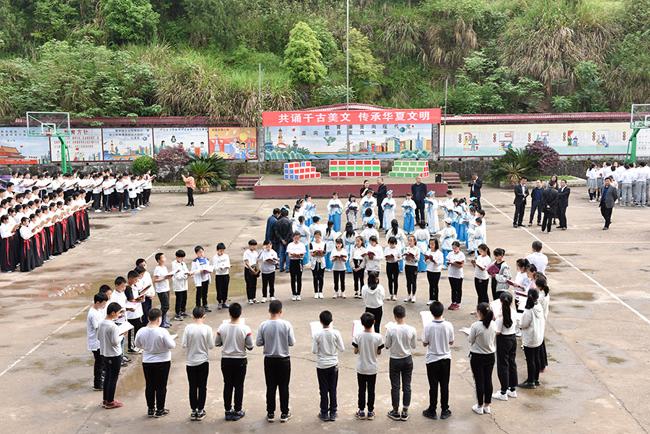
[[87, 292, 108, 391], [109, 276, 129, 365], [466, 302, 496, 415], [257, 300, 296, 423], [488, 248, 511, 302], [153, 253, 173, 328], [215, 303, 254, 421], [424, 238, 444, 305], [353, 312, 384, 421], [135, 308, 177, 418], [351, 236, 367, 299], [327, 192, 343, 232], [384, 236, 402, 301], [422, 301, 454, 420], [99, 302, 128, 409], [312, 310, 345, 421], [125, 270, 146, 354], [365, 235, 384, 275], [470, 244, 491, 306], [492, 292, 518, 401], [402, 235, 420, 303], [182, 306, 214, 421], [518, 288, 545, 389], [446, 241, 465, 310], [362, 272, 385, 334], [287, 232, 306, 301], [259, 240, 279, 302], [310, 230, 327, 299], [213, 242, 231, 308], [243, 239, 260, 305], [384, 305, 417, 421], [331, 238, 348, 299], [171, 250, 193, 321], [191, 246, 213, 311]]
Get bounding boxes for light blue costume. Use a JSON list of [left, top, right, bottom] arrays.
[[297, 223, 310, 266], [304, 202, 316, 227], [327, 198, 343, 232], [344, 234, 356, 273], [402, 200, 416, 233]]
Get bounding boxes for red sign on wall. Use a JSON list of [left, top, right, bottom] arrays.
[[263, 109, 441, 127]]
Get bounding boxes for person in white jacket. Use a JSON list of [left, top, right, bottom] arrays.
[[518, 288, 545, 389], [172, 250, 195, 321]]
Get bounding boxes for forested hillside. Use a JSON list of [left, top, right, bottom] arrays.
[[0, 0, 648, 124]]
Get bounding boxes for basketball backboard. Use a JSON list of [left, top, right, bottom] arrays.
[[26, 112, 71, 137], [630, 104, 650, 129]]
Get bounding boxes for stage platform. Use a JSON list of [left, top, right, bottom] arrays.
[[254, 174, 450, 199]]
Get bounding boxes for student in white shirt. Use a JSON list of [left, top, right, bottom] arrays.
[[98, 302, 127, 409], [259, 240, 279, 302], [381, 191, 397, 231], [471, 244, 491, 306], [402, 235, 420, 303], [287, 232, 306, 301], [353, 311, 384, 420], [330, 238, 348, 299], [364, 235, 384, 274], [425, 238, 444, 305], [243, 239, 260, 304], [446, 241, 465, 310], [492, 292, 518, 401], [134, 308, 176, 418], [310, 230, 327, 298], [125, 270, 145, 354], [384, 305, 417, 421], [525, 241, 547, 274], [312, 310, 345, 421], [518, 288, 545, 389], [88, 293, 108, 391], [213, 242, 231, 308], [323, 220, 339, 271], [360, 220, 379, 245], [172, 250, 194, 321], [191, 246, 213, 311], [384, 236, 402, 301], [362, 272, 385, 333], [351, 236, 366, 299], [153, 253, 173, 328], [135, 259, 155, 325], [327, 192, 343, 232], [467, 303, 496, 415], [422, 302, 454, 420], [182, 306, 214, 421], [216, 302, 254, 421]]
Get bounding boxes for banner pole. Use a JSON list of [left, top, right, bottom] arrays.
[[258, 63, 262, 184], [442, 78, 448, 180]]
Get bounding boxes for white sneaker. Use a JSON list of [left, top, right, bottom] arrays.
[[483, 405, 491, 414], [319, 293, 324, 299], [270, 296, 276, 301], [411, 296, 416, 303], [492, 392, 508, 401], [296, 295, 301, 301], [314, 293, 319, 299], [247, 299, 254, 305], [261, 297, 267, 303], [427, 300, 434, 306], [471, 310, 477, 315], [472, 404, 484, 415], [506, 390, 517, 398], [404, 296, 411, 302], [252, 299, 259, 304], [291, 295, 297, 301]]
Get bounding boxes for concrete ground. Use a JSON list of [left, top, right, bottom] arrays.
[[0, 186, 649, 434]]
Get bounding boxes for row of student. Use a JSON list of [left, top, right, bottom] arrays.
[[89, 279, 550, 423], [0, 191, 92, 272], [586, 161, 649, 206]]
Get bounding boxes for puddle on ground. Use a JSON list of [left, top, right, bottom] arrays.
[[250, 217, 260, 221], [572, 304, 585, 309], [43, 378, 88, 395], [555, 292, 595, 301], [606, 356, 627, 365], [536, 386, 567, 397], [628, 246, 650, 252]]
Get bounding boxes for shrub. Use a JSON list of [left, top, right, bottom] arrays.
[[154, 145, 190, 181], [486, 148, 538, 186], [131, 155, 156, 175], [525, 141, 560, 173], [187, 154, 230, 188]]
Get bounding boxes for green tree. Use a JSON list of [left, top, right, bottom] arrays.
[[348, 28, 383, 83], [573, 60, 605, 112], [0, 0, 22, 52], [183, 0, 238, 48], [32, 0, 78, 42], [102, 0, 159, 44], [283, 21, 326, 85]]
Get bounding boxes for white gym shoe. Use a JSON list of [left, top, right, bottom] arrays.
[[270, 297, 276, 301], [483, 405, 491, 414], [506, 390, 517, 398], [404, 296, 411, 302], [411, 296, 416, 303], [314, 293, 319, 299], [319, 293, 324, 299], [296, 295, 301, 301], [247, 299, 254, 305], [261, 297, 267, 303], [291, 295, 297, 301], [472, 404, 484, 415], [427, 300, 434, 306], [492, 392, 508, 401]]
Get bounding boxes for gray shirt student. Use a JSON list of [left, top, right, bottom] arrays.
[[256, 319, 295, 357], [422, 319, 454, 364], [385, 324, 417, 359]]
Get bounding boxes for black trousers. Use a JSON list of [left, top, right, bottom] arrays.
[[103, 355, 121, 403], [127, 317, 142, 350], [415, 200, 425, 222], [195, 280, 209, 307], [262, 272, 275, 298], [529, 200, 542, 224], [175, 290, 187, 315], [541, 210, 554, 232], [389, 356, 413, 409], [317, 366, 339, 413], [143, 297, 152, 325], [93, 193, 101, 210], [496, 334, 518, 393], [187, 362, 209, 411], [186, 187, 194, 205], [333, 270, 345, 293], [357, 373, 377, 412], [144, 188, 151, 204], [558, 205, 567, 228], [513, 202, 526, 226], [474, 277, 489, 304], [426, 358, 451, 412], [427, 271, 441, 301], [116, 192, 124, 211], [158, 291, 170, 322], [289, 259, 302, 295], [312, 264, 324, 293], [215, 274, 230, 302], [143, 361, 171, 410], [405, 265, 417, 295], [449, 277, 463, 304], [353, 268, 365, 294], [92, 349, 104, 389], [365, 306, 383, 334], [222, 358, 247, 411], [470, 352, 495, 406], [524, 345, 541, 383], [244, 268, 258, 300], [386, 262, 399, 295], [264, 357, 291, 414], [600, 202, 612, 228]]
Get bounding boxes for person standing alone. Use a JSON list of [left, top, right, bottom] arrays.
[[411, 176, 427, 223], [600, 176, 618, 230], [468, 174, 482, 209], [375, 177, 388, 230], [513, 178, 528, 227]]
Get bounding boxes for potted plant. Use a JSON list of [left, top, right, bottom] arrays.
[[185, 160, 215, 193], [185, 154, 230, 193]]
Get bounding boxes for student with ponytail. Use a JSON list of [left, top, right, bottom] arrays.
[[536, 276, 550, 373], [518, 288, 544, 389], [467, 302, 496, 415], [471, 244, 491, 306], [492, 292, 518, 401]]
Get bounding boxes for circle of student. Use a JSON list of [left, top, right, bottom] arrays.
[[0, 169, 156, 272], [88, 184, 552, 424]]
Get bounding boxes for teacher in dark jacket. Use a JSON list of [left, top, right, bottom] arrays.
[[411, 175, 427, 223], [513, 178, 529, 227], [468, 173, 482, 209], [600, 176, 618, 230], [557, 180, 571, 230], [374, 177, 387, 229], [540, 181, 559, 234], [266, 208, 281, 255], [273, 209, 294, 272]]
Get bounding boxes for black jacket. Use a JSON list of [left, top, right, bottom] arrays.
[[411, 182, 427, 203], [558, 186, 571, 208], [374, 183, 387, 205], [541, 187, 559, 215], [513, 183, 529, 205], [274, 216, 294, 243], [468, 178, 482, 198]]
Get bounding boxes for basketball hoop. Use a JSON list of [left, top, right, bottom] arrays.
[[45, 132, 52, 137]]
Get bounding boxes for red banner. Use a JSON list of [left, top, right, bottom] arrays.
[[263, 108, 441, 127]]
